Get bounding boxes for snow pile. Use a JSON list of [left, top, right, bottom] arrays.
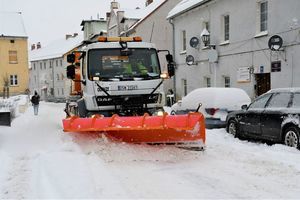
[[0, 95, 29, 118]]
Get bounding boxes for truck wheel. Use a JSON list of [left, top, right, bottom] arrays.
[[228, 119, 238, 138], [283, 127, 300, 149]]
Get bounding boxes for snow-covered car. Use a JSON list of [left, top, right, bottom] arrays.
[[226, 88, 300, 149], [171, 87, 251, 129]]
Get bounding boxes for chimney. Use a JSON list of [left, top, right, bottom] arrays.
[[37, 42, 41, 49], [66, 34, 72, 40], [145, 0, 153, 6], [31, 44, 36, 50], [111, 1, 119, 9]]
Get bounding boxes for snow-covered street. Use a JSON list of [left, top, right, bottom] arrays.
[[1, 100, 300, 199]]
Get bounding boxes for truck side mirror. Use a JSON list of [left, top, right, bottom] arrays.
[[67, 54, 76, 63], [167, 63, 175, 77], [166, 54, 174, 63], [66, 65, 76, 79]]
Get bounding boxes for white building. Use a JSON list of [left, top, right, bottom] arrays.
[[29, 34, 83, 101], [168, 0, 300, 99]]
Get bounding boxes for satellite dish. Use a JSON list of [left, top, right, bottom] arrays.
[[268, 35, 283, 51], [208, 49, 218, 63], [190, 37, 200, 48], [186, 55, 195, 66]]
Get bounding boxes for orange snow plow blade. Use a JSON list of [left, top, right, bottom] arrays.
[[63, 113, 205, 145]]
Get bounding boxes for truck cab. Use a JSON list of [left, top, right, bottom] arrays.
[[66, 36, 174, 117]]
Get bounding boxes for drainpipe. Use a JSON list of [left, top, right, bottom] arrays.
[[169, 18, 176, 101]]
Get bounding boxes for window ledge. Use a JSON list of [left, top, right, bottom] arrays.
[[255, 31, 268, 38], [180, 50, 187, 55], [219, 40, 230, 46]]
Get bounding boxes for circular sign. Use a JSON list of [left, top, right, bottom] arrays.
[[186, 55, 195, 66], [268, 35, 283, 51], [190, 37, 200, 48]]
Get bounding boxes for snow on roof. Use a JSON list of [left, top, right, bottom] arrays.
[[30, 35, 83, 62], [172, 87, 251, 111], [0, 12, 27, 37], [126, 0, 167, 32], [167, 0, 211, 19]]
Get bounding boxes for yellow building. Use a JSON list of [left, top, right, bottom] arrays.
[[0, 12, 29, 96]]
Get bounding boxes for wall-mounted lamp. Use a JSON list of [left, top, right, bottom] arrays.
[[200, 28, 215, 49]]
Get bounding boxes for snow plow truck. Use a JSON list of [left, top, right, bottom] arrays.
[[62, 36, 205, 149]]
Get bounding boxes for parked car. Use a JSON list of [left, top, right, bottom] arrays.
[[226, 88, 300, 149], [171, 87, 251, 128]]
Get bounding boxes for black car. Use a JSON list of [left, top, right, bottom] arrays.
[[226, 88, 300, 149]]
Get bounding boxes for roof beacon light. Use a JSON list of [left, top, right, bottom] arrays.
[[98, 36, 143, 42]]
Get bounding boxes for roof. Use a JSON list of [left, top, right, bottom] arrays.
[[167, 0, 211, 19], [0, 12, 27, 37], [126, 0, 167, 33], [268, 88, 300, 93], [30, 35, 83, 62]]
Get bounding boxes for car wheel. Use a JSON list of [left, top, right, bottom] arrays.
[[283, 127, 300, 149], [170, 110, 176, 115], [228, 120, 238, 138]]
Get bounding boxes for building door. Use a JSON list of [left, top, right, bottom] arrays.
[[255, 73, 270, 96]]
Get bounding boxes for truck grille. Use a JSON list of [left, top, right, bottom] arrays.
[[95, 94, 159, 106]]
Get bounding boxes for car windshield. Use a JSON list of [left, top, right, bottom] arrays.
[[88, 48, 160, 80]]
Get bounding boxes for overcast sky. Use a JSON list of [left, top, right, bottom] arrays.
[[0, 0, 145, 46]]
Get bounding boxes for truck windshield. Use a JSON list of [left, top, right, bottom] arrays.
[[88, 48, 161, 80]]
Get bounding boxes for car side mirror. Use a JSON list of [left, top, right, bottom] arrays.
[[241, 104, 248, 110], [66, 65, 76, 79]]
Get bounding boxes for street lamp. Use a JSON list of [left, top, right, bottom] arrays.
[[201, 28, 215, 49]]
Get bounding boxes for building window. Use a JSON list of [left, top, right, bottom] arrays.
[[260, 1, 268, 32], [60, 59, 63, 66], [8, 51, 18, 64], [34, 75, 37, 83], [44, 62, 46, 69], [205, 77, 211, 87], [223, 15, 230, 41], [56, 60, 58, 67], [182, 30, 186, 51], [224, 76, 230, 87], [61, 88, 64, 95], [49, 61, 52, 68], [57, 88, 60, 95], [10, 75, 18, 86], [10, 40, 15, 43], [40, 63, 42, 70], [33, 63, 36, 70], [56, 74, 60, 81]]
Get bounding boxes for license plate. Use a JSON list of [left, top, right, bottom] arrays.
[[118, 85, 138, 91]]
